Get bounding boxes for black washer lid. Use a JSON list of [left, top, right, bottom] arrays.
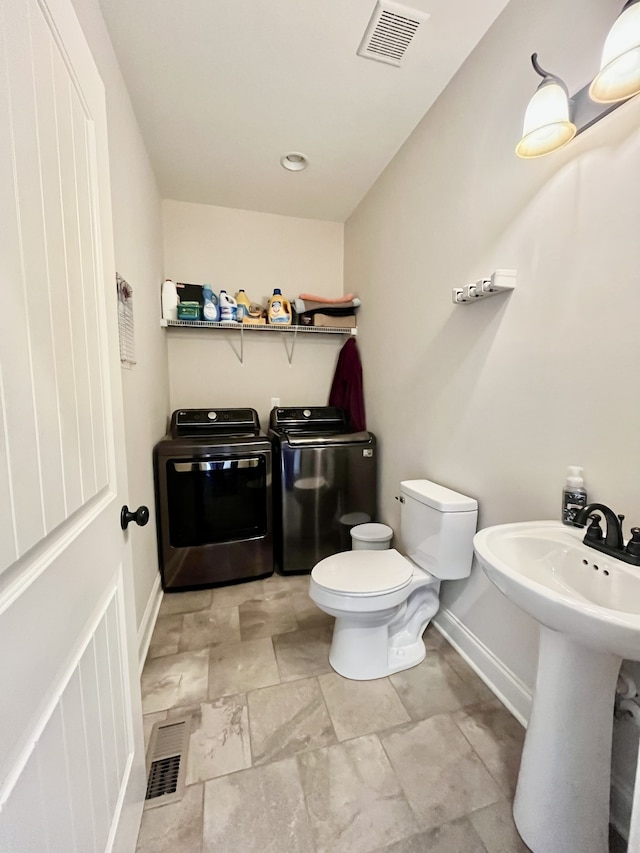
[[269, 406, 349, 433], [170, 408, 260, 437]]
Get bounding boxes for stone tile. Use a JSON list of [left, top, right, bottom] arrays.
[[239, 597, 298, 640], [469, 800, 531, 853], [136, 782, 203, 853], [148, 614, 183, 659], [380, 713, 502, 830], [289, 589, 334, 628], [159, 589, 212, 616], [442, 648, 502, 708], [262, 573, 310, 597], [179, 696, 251, 784], [389, 654, 485, 721], [273, 624, 334, 682], [453, 704, 525, 797], [423, 624, 448, 652], [178, 606, 240, 652], [202, 757, 313, 853], [203, 575, 308, 612], [247, 677, 336, 764], [374, 816, 489, 853], [210, 579, 266, 609], [208, 637, 280, 698], [141, 649, 209, 714], [318, 673, 410, 741], [298, 734, 419, 853], [142, 711, 167, 754]]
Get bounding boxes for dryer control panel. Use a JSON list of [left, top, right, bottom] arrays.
[[170, 408, 260, 437]]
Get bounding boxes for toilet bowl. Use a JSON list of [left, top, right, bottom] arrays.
[[309, 479, 478, 680]]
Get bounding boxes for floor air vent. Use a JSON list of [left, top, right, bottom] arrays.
[[357, 1, 429, 67], [144, 716, 192, 809]]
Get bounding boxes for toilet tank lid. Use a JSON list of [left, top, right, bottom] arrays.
[[401, 479, 477, 512]]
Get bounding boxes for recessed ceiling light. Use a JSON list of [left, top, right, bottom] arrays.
[[280, 152, 309, 171]]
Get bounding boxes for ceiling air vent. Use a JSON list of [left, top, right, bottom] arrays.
[[357, 1, 429, 67]]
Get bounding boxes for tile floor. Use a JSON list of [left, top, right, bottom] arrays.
[[136, 573, 624, 853]]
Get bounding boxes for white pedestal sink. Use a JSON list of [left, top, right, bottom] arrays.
[[474, 521, 640, 853]]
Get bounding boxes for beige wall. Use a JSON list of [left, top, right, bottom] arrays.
[[162, 200, 346, 426], [71, 0, 169, 631], [345, 0, 640, 827]]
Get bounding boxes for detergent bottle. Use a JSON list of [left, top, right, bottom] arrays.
[[235, 289, 251, 320], [202, 285, 219, 322], [161, 279, 178, 321], [219, 290, 239, 322], [267, 288, 292, 325]]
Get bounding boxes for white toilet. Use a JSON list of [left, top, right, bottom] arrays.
[[309, 479, 478, 680]]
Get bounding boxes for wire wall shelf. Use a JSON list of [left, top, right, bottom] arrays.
[[160, 318, 356, 364]]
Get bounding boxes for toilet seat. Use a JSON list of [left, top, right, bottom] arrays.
[[312, 549, 413, 596]]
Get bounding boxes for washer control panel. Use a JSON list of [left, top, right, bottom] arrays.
[[269, 406, 349, 433]]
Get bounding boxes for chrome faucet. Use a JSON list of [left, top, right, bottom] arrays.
[[573, 503, 640, 566]]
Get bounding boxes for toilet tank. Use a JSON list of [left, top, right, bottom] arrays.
[[400, 479, 478, 580]]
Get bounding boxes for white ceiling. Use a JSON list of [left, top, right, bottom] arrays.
[[98, 0, 510, 222]]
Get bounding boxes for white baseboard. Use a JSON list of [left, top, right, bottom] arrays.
[[433, 607, 532, 727], [137, 573, 162, 675]]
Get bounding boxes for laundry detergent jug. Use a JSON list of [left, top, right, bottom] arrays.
[[267, 289, 292, 325], [235, 289, 251, 320], [202, 285, 219, 322], [219, 290, 239, 322]]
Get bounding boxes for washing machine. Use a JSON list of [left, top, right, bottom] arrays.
[[154, 408, 273, 591], [269, 406, 377, 574]]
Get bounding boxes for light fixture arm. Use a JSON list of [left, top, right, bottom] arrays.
[[530, 53, 568, 91]]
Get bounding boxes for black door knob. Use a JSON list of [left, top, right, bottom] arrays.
[[121, 505, 150, 530]]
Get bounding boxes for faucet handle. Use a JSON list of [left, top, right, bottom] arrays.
[[585, 514, 603, 542], [626, 528, 640, 557]]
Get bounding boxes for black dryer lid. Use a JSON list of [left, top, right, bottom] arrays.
[[170, 408, 260, 438]]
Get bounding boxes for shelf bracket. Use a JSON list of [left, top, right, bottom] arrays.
[[282, 326, 298, 365], [223, 325, 244, 364]]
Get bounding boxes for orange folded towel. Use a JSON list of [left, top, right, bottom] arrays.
[[299, 293, 356, 303]]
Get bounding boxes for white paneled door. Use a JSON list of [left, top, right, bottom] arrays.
[[0, 0, 145, 850]]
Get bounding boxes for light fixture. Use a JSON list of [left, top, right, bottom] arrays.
[[280, 152, 309, 172], [590, 0, 640, 103], [516, 3, 640, 159], [515, 54, 577, 158]]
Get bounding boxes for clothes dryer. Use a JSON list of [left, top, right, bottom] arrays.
[[154, 408, 273, 590]]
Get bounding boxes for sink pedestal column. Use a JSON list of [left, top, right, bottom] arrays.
[[514, 626, 621, 853]]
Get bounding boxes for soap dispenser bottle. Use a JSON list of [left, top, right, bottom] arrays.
[[562, 466, 587, 526]]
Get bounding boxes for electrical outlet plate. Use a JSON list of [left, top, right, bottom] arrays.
[[270, 397, 280, 409]]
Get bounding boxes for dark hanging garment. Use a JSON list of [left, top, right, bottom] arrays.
[[328, 337, 366, 431]]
